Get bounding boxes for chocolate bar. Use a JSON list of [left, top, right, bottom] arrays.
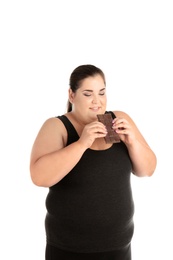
[[97, 113, 121, 143]]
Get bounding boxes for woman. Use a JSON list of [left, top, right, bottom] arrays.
[[30, 64, 157, 260]]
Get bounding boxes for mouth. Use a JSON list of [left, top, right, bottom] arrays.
[[90, 107, 101, 112]]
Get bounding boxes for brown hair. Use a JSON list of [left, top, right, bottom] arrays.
[[67, 64, 106, 112]]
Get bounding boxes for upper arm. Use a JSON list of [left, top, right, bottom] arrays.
[[30, 117, 67, 166]]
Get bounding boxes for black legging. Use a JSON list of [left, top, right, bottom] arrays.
[[45, 244, 131, 260]]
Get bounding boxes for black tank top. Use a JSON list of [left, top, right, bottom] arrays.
[[45, 111, 134, 253]]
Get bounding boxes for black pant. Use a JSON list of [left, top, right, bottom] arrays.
[[45, 244, 131, 260]]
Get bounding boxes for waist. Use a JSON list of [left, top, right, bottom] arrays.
[[45, 192, 134, 253]]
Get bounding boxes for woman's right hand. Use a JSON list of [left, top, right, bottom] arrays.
[[78, 121, 107, 149]]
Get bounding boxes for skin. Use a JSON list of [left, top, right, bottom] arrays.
[[30, 74, 157, 187]]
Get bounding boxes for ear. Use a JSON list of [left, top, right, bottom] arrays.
[[68, 88, 75, 104]]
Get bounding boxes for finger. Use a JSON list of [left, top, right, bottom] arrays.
[[96, 126, 107, 134], [96, 132, 107, 138], [113, 120, 129, 130], [113, 118, 128, 125], [115, 128, 128, 134], [91, 124, 107, 134]]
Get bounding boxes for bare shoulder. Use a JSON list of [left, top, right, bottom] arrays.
[[30, 116, 67, 164], [36, 116, 68, 145], [113, 110, 135, 123], [39, 116, 66, 133]]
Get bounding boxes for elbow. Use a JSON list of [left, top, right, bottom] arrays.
[[148, 152, 157, 176], [30, 175, 50, 188], [148, 163, 157, 177], [30, 165, 50, 188], [146, 169, 155, 177], [133, 155, 157, 177], [148, 153, 157, 177], [30, 174, 44, 187], [30, 171, 44, 187], [133, 170, 154, 177]]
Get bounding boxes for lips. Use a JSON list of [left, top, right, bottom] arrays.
[[90, 107, 100, 110]]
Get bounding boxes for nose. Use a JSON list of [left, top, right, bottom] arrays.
[[92, 94, 99, 104]]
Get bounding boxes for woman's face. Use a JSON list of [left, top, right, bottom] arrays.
[[69, 74, 107, 122]]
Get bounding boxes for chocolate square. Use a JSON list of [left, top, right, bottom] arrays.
[[97, 113, 121, 143]]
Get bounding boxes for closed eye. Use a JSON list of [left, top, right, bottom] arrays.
[[83, 92, 91, 97], [82, 88, 106, 97], [99, 89, 106, 95]]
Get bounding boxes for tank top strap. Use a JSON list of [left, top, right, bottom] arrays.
[[57, 112, 116, 145], [56, 115, 79, 145], [105, 111, 116, 119]]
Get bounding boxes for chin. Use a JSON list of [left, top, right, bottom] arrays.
[[90, 113, 99, 122]]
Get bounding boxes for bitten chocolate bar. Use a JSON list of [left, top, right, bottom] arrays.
[[97, 113, 121, 143]]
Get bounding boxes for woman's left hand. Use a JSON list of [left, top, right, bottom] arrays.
[[112, 117, 136, 145]]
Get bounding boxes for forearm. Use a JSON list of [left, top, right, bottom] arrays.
[[30, 141, 87, 187], [127, 140, 157, 177]]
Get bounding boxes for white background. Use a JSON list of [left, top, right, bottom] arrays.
[[0, 1, 173, 259]]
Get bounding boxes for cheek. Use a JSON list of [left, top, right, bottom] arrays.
[[76, 98, 89, 107], [101, 96, 107, 104]]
